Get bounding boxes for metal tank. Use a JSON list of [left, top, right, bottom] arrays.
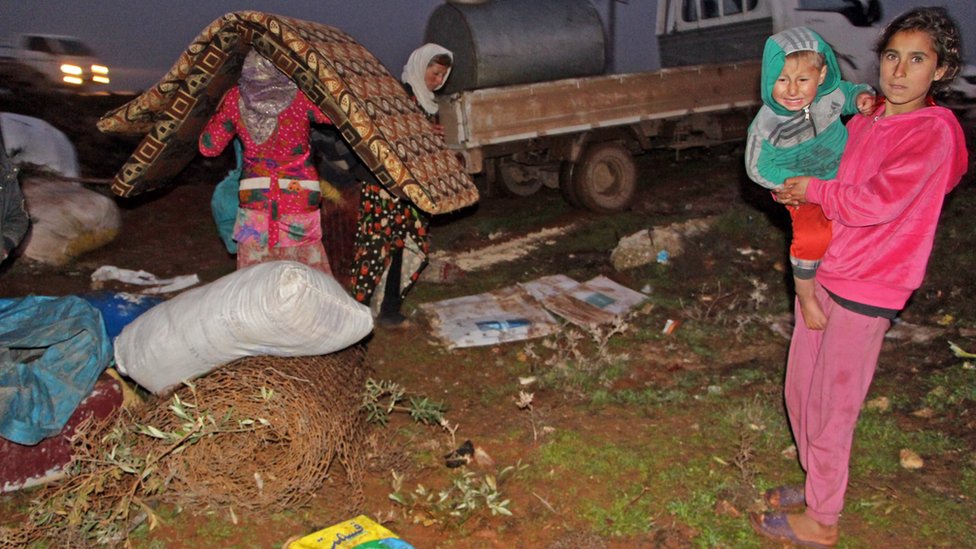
[[424, 0, 606, 93]]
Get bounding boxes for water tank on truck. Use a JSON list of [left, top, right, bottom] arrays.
[[425, 0, 638, 210], [424, 0, 606, 93]]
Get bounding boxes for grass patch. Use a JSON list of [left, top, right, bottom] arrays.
[[536, 431, 648, 480], [591, 386, 691, 407], [193, 514, 235, 542], [919, 365, 976, 411], [582, 485, 656, 537], [853, 411, 959, 476], [848, 485, 976, 547], [665, 486, 763, 548]]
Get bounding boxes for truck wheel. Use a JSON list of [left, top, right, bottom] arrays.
[[558, 161, 583, 208], [496, 159, 543, 197], [572, 142, 637, 213]]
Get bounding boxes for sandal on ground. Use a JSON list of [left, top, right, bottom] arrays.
[[764, 485, 806, 513], [749, 512, 836, 549]]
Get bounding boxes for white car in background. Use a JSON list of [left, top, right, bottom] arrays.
[[948, 64, 976, 98], [945, 64, 976, 120], [0, 34, 110, 90]]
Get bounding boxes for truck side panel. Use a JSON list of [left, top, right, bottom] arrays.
[[441, 61, 761, 149]]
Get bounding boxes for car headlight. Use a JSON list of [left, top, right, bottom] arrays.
[[60, 64, 83, 76]]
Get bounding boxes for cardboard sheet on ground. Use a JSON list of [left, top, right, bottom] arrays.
[[522, 274, 648, 327], [422, 274, 647, 349], [420, 285, 560, 349], [97, 11, 477, 215]]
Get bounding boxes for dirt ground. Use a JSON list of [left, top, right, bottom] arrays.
[[2, 91, 975, 548]]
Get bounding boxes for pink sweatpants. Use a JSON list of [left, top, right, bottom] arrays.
[[785, 282, 890, 525]]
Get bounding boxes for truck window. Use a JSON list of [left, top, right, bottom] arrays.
[[56, 39, 94, 57], [25, 36, 54, 54], [682, 0, 757, 22], [702, 0, 719, 19], [681, 0, 719, 21], [798, 0, 881, 27]]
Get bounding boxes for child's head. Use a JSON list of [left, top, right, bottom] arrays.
[[874, 7, 962, 96], [771, 50, 827, 112], [760, 27, 840, 115]]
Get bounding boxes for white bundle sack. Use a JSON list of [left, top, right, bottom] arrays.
[[114, 261, 374, 395], [1, 112, 80, 177], [21, 177, 122, 266]]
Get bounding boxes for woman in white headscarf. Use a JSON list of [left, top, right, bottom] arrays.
[[346, 43, 454, 327], [400, 43, 453, 134]]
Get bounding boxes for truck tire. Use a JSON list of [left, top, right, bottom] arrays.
[[496, 159, 543, 197], [572, 142, 637, 213], [558, 161, 583, 208]]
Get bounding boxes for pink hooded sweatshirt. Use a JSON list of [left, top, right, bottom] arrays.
[[806, 104, 968, 310]]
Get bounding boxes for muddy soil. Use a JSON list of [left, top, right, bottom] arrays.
[[2, 91, 975, 548]]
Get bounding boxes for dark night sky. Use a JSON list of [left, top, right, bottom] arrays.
[[1, 1, 973, 92]]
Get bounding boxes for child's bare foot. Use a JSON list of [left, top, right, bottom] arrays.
[[794, 277, 826, 330], [798, 295, 827, 330]]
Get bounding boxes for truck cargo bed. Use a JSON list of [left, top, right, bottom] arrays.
[[441, 61, 762, 148]]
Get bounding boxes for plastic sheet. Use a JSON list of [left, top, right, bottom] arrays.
[[0, 296, 112, 445]]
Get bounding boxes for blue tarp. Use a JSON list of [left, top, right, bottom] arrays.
[[211, 138, 242, 254], [0, 295, 112, 445]]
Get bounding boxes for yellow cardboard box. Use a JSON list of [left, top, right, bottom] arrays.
[[287, 515, 412, 549]]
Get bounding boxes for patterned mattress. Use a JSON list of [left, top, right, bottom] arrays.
[[97, 11, 478, 215]]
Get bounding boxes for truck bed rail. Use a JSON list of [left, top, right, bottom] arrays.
[[441, 61, 762, 148]]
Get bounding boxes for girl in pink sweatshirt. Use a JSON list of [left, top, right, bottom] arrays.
[[750, 7, 969, 548]]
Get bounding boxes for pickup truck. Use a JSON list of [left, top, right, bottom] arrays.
[[427, 0, 892, 212], [0, 33, 110, 91]]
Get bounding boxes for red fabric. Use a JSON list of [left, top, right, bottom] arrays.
[[788, 203, 831, 261], [0, 376, 122, 492]]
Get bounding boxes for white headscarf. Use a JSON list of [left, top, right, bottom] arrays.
[[400, 43, 453, 116], [238, 49, 298, 144]]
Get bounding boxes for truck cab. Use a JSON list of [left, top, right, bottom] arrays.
[[657, 0, 883, 85], [1, 34, 111, 90]]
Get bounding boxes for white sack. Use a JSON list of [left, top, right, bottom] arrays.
[[21, 177, 122, 265], [1, 112, 79, 177], [114, 261, 374, 395]]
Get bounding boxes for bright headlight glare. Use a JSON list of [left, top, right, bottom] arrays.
[[91, 64, 109, 75], [63, 75, 84, 85], [92, 75, 111, 84], [60, 64, 83, 75]]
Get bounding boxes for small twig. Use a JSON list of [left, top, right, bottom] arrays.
[[626, 485, 651, 507], [532, 492, 558, 514], [440, 418, 459, 448], [268, 368, 311, 384]]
